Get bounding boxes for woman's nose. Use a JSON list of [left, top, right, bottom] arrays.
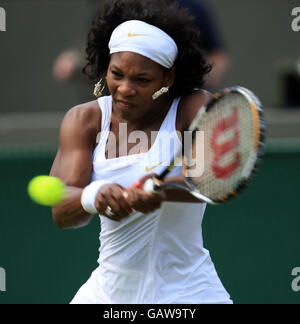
[[118, 80, 136, 97]]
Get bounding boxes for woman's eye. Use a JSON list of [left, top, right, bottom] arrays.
[[138, 78, 150, 83], [112, 71, 122, 78]]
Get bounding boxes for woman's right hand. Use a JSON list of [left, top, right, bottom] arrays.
[[95, 183, 133, 221]]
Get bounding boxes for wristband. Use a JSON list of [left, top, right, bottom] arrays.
[[81, 180, 113, 214]]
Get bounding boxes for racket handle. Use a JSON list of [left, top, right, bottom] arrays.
[[143, 178, 164, 193], [143, 178, 157, 193], [133, 178, 163, 193]]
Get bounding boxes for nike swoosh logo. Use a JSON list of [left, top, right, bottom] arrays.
[[128, 32, 147, 37], [145, 162, 162, 172]]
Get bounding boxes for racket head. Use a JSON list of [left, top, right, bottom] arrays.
[[184, 86, 265, 204]]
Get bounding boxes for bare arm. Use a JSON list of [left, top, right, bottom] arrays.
[[50, 102, 100, 229]]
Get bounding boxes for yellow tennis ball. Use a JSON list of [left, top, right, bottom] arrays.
[[28, 176, 66, 206]]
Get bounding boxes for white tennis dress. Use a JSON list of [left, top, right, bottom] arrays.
[[70, 96, 232, 304]]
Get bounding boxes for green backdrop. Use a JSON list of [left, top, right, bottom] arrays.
[[0, 148, 299, 304]]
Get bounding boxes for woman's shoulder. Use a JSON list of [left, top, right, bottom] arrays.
[[63, 100, 101, 130], [177, 89, 213, 131], [60, 100, 102, 144]]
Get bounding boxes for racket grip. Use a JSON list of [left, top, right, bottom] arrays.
[[143, 178, 164, 193], [143, 178, 157, 193], [133, 178, 163, 193]]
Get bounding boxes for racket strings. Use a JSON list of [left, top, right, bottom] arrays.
[[186, 92, 259, 201]]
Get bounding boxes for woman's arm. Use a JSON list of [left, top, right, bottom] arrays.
[[162, 175, 200, 203], [130, 174, 200, 204], [50, 102, 100, 229]]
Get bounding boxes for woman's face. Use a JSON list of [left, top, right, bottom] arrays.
[[106, 52, 174, 121]]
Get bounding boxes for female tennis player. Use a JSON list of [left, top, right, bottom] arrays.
[[50, 0, 233, 304]]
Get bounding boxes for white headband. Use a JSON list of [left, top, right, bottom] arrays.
[[108, 20, 178, 69]]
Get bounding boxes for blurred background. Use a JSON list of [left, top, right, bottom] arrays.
[[0, 0, 300, 304]]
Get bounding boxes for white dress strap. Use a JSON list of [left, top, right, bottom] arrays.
[[93, 96, 113, 160], [98, 96, 112, 132]]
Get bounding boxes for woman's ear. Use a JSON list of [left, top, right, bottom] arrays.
[[165, 67, 176, 88]]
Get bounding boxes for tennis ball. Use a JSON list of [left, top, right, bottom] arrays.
[[28, 176, 66, 206]]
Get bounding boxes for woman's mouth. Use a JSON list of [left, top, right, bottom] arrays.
[[116, 100, 136, 109]]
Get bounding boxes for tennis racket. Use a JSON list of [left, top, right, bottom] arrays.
[[142, 86, 265, 204]]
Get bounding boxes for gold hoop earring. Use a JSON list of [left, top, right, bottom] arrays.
[[93, 78, 106, 98], [152, 87, 169, 100]]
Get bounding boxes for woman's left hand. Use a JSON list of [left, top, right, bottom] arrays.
[[126, 173, 166, 214]]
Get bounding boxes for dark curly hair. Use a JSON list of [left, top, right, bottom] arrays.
[[83, 0, 211, 97]]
